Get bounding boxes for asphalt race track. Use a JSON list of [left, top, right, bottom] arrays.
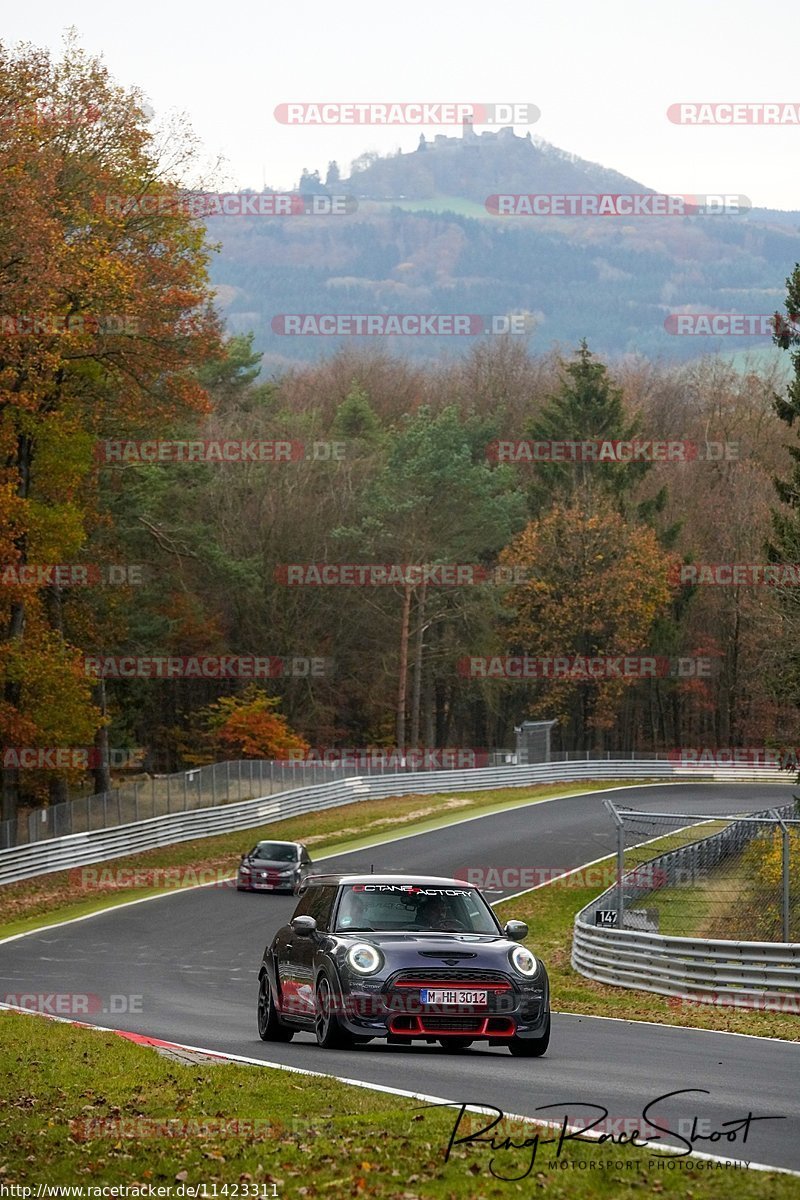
[[2, 783, 799, 1171]]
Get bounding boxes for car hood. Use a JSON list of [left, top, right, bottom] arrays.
[[244, 859, 297, 869], [332, 931, 522, 960]]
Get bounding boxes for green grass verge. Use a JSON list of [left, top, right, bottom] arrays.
[[0, 780, 638, 941], [0, 1009, 795, 1196], [495, 832, 800, 1041]]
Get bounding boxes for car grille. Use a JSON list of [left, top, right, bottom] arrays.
[[391, 968, 510, 985], [385, 968, 516, 1017], [389, 1014, 515, 1037]]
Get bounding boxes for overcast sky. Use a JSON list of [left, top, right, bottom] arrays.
[[6, 1, 799, 209]]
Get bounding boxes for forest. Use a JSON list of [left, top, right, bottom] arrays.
[[4, 40, 800, 825]]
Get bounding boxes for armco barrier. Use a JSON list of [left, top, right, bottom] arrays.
[[0, 759, 792, 887], [572, 803, 800, 1003]]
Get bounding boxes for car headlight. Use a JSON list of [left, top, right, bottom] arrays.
[[510, 945, 539, 977], [346, 943, 383, 975]]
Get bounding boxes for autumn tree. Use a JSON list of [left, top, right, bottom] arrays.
[[499, 494, 673, 750], [0, 37, 223, 825], [180, 687, 309, 765]]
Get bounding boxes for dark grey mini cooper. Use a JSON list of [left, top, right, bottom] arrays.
[[257, 873, 550, 1054]]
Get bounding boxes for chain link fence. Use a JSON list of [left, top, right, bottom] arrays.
[[3, 751, 525, 848], [601, 800, 800, 943]]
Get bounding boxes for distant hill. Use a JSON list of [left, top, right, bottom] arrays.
[[208, 129, 800, 367], [344, 128, 650, 202]]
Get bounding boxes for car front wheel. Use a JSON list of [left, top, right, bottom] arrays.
[[314, 973, 354, 1049], [508, 1014, 550, 1057], [257, 973, 293, 1042]]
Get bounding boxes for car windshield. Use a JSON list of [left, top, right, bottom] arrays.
[[252, 843, 297, 862], [334, 885, 499, 933]]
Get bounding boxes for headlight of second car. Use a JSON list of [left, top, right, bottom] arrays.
[[510, 945, 539, 977], [346, 943, 383, 975]]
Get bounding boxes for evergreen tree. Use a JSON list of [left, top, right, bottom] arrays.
[[526, 340, 649, 515]]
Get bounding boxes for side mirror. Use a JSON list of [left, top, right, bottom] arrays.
[[504, 920, 528, 942], [291, 915, 317, 937]]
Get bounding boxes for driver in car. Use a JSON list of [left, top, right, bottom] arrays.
[[420, 893, 460, 929], [338, 889, 373, 930]]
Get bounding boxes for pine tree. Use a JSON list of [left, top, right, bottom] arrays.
[[526, 340, 649, 515]]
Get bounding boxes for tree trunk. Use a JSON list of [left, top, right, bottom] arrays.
[[409, 582, 427, 748], [395, 581, 413, 747], [92, 679, 112, 795], [1, 432, 33, 833]]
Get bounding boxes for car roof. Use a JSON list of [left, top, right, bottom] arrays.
[[302, 873, 472, 888], [254, 839, 302, 847]]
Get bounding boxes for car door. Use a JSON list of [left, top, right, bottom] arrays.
[[289, 885, 336, 1016]]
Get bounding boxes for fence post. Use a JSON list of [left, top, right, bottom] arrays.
[[605, 799, 625, 930], [773, 810, 791, 943]]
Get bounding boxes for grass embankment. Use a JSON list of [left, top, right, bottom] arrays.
[[496, 827, 800, 1040], [0, 780, 632, 940], [0, 1010, 795, 1197]]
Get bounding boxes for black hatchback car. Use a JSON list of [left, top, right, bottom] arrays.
[[257, 873, 550, 1055], [237, 840, 312, 894]]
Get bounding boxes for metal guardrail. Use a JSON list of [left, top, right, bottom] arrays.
[[5, 753, 522, 848], [572, 803, 800, 1003], [0, 758, 793, 887]]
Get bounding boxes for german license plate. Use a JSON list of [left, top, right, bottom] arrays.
[[419, 988, 487, 1006], [255, 880, 274, 889]]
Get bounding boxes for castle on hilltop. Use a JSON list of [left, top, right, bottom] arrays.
[[417, 117, 533, 152]]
